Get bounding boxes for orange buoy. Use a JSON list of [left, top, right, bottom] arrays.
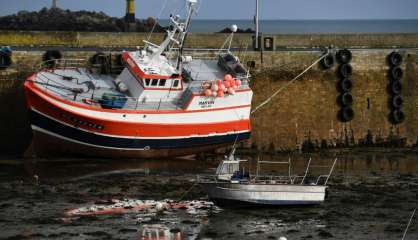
[[204, 89, 212, 97], [224, 74, 233, 82], [216, 79, 222, 86], [220, 84, 226, 92], [235, 79, 241, 87], [217, 90, 224, 97], [224, 81, 231, 88]]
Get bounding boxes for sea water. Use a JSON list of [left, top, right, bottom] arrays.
[[159, 19, 418, 34]]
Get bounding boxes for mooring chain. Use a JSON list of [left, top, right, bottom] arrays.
[[251, 53, 328, 115]]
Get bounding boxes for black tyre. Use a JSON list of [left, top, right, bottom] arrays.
[[42, 50, 62, 68], [387, 52, 403, 67], [320, 54, 335, 70], [336, 49, 352, 64], [338, 63, 353, 78], [339, 78, 353, 92], [339, 107, 354, 122], [391, 95, 404, 109], [90, 52, 108, 65], [115, 54, 124, 66], [0, 53, 12, 70], [389, 66, 403, 81], [339, 92, 354, 106], [390, 80, 402, 95], [390, 109, 405, 124]]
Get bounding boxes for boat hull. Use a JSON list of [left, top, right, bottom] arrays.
[[201, 182, 327, 207], [24, 78, 251, 159], [29, 117, 250, 159]]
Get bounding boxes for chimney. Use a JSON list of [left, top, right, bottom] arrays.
[[125, 0, 136, 32]]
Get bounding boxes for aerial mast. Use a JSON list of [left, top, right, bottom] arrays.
[[255, 0, 259, 50]]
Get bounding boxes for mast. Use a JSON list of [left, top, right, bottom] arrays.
[[177, 0, 198, 70], [255, 0, 259, 49]]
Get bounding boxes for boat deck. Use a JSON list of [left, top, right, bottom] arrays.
[[32, 69, 184, 111]]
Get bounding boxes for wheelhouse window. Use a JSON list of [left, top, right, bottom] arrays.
[[151, 79, 158, 86], [145, 79, 151, 86], [173, 79, 180, 88], [159, 79, 166, 86]]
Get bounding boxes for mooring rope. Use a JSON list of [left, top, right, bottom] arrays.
[[402, 208, 416, 240], [147, 0, 169, 42], [177, 181, 198, 202], [251, 52, 328, 115]]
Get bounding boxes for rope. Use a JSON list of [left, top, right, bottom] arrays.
[[147, 0, 169, 42], [402, 208, 416, 240], [177, 181, 198, 202], [251, 52, 328, 115]]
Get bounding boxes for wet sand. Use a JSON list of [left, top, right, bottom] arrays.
[[0, 152, 417, 239]]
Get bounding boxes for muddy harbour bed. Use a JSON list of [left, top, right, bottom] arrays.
[[0, 152, 417, 240]]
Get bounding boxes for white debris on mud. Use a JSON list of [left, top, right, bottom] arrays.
[[65, 199, 220, 218]]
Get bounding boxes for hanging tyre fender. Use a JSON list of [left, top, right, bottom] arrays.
[[320, 53, 335, 70], [339, 92, 354, 106], [90, 52, 109, 65], [339, 107, 354, 122], [391, 95, 404, 109], [336, 49, 352, 64], [0, 52, 12, 70], [115, 54, 124, 66], [339, 78, 353, 92], [338, 63, 353, 78], [389, 66, 403, 81], [387, 52, 403, 67], [389, 80, 402, 95], [390, 109, 405, 124], [42, 50, 62, 68]]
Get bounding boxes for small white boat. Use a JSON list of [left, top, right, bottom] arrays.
[[199, 152, 337, 207]]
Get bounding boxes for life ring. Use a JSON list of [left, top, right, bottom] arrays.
[[0, 52, 12, 70], [320, 54, 334, 70], [42, 50, 62, 68], [339, 107, 354, 122], [339, 92, 354, 106], [336, 49, 352, 64], [391, 95, 404, 109], [389, 66, 403, 81], [390, 109, 405, 124], [390, 80, 402, 95], [339, 78, 353, 92], [387, 52, 403, 67], [338, 63, 353, 78]]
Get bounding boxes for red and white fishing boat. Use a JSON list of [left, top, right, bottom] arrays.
[[24, 0, 253, 158]]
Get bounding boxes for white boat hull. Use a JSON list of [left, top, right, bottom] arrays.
[[201, 182, 327, 207]]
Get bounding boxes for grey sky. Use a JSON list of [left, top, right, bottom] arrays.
[[1, 0, 417, 20]]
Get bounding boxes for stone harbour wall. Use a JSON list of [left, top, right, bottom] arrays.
[[0, 32, 417, 155]]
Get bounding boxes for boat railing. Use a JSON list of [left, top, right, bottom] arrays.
[[33, 73, 184, 110], [254, 157, 338, 186], [36, 58, 87, 72]]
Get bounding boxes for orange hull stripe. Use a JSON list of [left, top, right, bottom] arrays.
[[25, 84, 251, 137]]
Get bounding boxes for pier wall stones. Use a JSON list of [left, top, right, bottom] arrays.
[[0, 32, 417, 154], [1, 31, 418, 49]]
